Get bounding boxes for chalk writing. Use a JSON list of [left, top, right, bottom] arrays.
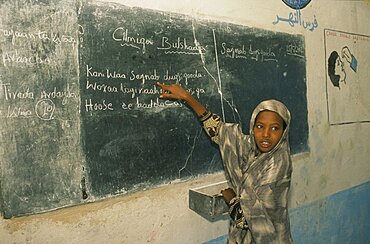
[[112, 27, 154, 53], [286, 43, 305, 58], [0, 83, 34, 100], [120, 84, 161, 98], [129, 69, 160, 85], [119, 84, 204, 99], [35, 99, 55, 120], [220, 43, 277, 62], [163, 69, 203, 85], [40, 84, 77, 105], [0, 82, 77, 119], [135, 97, 182, 109], [221, 43, 247, 59], [86, 65, 105, 78], [36, 31, 76, 46], [84, 99, 113, 112], [86, 80, 119, 93], [157, 37, 206, 55], [121, 102, 134, 110], [249, 45, 277, 62], [0, 28, 77, 46], [2, 50, 51, 66], [86, 65, 127, 79], [107, 70, 126, 79], [83, 61, 206, 114], [6, 105, 33, 118]]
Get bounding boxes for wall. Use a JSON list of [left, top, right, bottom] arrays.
[[1, 0, 369, 243]]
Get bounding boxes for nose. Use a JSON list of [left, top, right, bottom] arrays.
[[262, 128, 270, 138]]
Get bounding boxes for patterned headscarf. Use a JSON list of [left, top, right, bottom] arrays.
[[246, 99, 291, 170]]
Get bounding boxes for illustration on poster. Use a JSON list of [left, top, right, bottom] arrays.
[[327, 46, 357, 89]]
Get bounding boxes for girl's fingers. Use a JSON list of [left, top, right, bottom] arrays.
[[157, 82, 182, 100], [157, 82, 168, 98], [156, 82, 165, 89]]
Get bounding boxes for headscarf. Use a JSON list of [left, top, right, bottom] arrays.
[[218, 99, 293, 244]]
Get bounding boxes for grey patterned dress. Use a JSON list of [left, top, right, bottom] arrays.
[[202, 100, 293, 244]]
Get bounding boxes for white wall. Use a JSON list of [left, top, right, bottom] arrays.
[[1, 1, 369, 243]]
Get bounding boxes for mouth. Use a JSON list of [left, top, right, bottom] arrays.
[[259, 140, 272, 149]]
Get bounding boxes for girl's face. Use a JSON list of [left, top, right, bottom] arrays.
[[253, 111, 284, 153]]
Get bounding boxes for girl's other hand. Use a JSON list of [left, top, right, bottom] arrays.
[[221, 188, 236, 205]]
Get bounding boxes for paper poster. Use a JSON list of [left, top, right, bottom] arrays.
[[325, 29, 370, 125]]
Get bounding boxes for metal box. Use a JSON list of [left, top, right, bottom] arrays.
[[189, 181, 229, 221]]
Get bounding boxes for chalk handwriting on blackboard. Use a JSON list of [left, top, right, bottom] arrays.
[[6, 105, 32, 118], [286, 43, 305, 58], [40, 84, 77, 105], [220, 43, 277, 62], [83, 60, 193, 113], [112, 27, 154, 53], [157, 36, 206, 55], [2, 50, 51, 66], [0, 81, 77, 119], [86, 65, 127, 79], [35, 99, 55, 120], [0, 83, 34, 100], [84, 99, 114, 112], [0, 28, 77, 46]]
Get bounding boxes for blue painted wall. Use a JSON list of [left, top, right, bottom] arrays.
[[204, 181, 370, 244]]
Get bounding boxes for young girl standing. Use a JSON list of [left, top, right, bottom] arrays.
[[156, 82, 293, 244]]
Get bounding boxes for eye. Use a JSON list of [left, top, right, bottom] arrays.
[[255, 124, 263, 129], [272, 126, 280, 131]]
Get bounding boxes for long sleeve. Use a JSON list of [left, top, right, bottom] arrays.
[[201, 112, 221, 144]]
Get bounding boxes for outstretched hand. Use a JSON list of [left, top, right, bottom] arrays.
[[156, 82, 208, 117], [156, 82, 190, 101]]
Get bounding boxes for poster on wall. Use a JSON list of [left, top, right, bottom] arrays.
[[324, 29, 370, 125]]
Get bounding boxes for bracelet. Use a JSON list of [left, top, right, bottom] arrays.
[[228, 196, 239, 207], [228, 197, 240, 215], [229, 201, 244, 222], [227, 197, 249, 230], [199, 110, 212, 122]]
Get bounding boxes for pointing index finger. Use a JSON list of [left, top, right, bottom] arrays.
[[156, 82, 167, 98]]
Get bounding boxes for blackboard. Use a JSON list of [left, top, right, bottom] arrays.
[[0, 0, 85, 218], [0, 0, 308, 218]]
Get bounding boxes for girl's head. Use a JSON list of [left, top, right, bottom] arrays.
[[253, 110, 284, 153], [250, 100, 290, 154]]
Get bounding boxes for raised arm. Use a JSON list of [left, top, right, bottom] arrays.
[[156, 82, 208, 117]]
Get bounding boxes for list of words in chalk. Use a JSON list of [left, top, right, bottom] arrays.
[[0, 6, 79, 121]]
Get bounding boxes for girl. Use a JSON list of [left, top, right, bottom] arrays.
[[157, 82, 293, 244]]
